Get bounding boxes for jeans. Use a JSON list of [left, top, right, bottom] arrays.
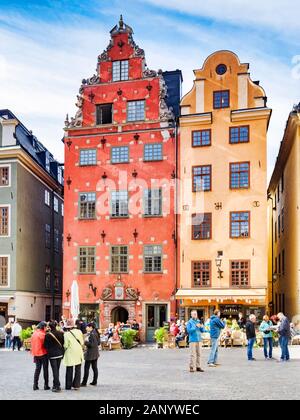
[[247, 337, 256, 360], [65, 364, 81, 389], [5, 335, 12, 349], [208, 338, 219, 364], [12, 336, 21, 351], [34, 355, 49, 387], [263, 337, 273, 358], [49, 357, 62, 389], [189, 342, 202, 370], [279, 336, 290, 360], [82, 359, 98, 385]]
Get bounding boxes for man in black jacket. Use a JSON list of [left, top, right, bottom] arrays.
[[81, 323, 100, 387], [245, 314, 256, 361], [277, 312, 291, 361], [44, 321, 64, 392]]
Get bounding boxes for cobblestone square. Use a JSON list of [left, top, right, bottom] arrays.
[[1, 345, 299, 400]]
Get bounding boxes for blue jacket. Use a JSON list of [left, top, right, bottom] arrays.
[[186, 318, 205, 343], [210, 315, 225, 339], [259, 320, 273, 338], [278, 316, 291, 338]]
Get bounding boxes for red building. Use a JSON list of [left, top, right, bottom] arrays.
[[63, 17, 182, 341]]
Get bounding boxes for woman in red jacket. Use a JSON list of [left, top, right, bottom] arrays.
[[31, 322, 49, 391]]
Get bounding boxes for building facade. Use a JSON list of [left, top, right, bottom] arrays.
[[176, 51, 271, 321], [268, 103, 300, 319], [63, 17, 181, 341], [0, 110, 64, 326]]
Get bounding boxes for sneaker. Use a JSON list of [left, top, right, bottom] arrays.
[[189, 367, 195, 373], [196, 368, 204, 372], [208, 363, 216, 367]]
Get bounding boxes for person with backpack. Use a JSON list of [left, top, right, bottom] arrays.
[[63, 319, 84, 390], [81, 323, 100, 387], [44, 321, 64, 392]]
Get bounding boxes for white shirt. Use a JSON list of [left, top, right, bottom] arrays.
[[12, 323, 22, 337]]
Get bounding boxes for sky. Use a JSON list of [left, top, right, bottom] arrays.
[[0, 0, 299, 178]]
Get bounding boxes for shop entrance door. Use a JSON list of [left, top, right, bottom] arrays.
[[146, 304, 167, 342]]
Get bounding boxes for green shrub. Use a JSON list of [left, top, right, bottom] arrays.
[[20, 327, 33, 341], [154, 327, 167, 344], [120, 329, 137, 349]]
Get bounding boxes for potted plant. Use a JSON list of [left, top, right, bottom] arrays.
[[20, 326, 34, 351], [154, 327, 167, 348], [120, 329, 137, 349]]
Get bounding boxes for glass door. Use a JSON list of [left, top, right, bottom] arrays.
[[146, 304, 167, 342]]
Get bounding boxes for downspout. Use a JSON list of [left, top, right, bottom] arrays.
[[267, 193, 274, 314]]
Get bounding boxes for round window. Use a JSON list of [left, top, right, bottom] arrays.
[[216, 64, 227, 75]]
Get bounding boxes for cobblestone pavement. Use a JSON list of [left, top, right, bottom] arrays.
[[0, 345, 299, 400]]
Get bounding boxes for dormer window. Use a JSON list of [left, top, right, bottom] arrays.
[[112, 60, 129, 82]]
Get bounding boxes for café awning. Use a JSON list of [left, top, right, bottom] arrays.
[[176, 288, 267, 301]]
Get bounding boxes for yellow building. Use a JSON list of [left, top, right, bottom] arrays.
[[177, 51, 272, 321], [268, 104, 300, 319]]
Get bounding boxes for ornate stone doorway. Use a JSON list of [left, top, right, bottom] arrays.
[[111, 306, 129, 324]]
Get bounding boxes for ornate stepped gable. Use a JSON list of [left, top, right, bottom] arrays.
[[64, 15, 174, 129]]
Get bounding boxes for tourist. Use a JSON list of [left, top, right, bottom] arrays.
[[220, 325, 232, 348], [63, 319, 84, 390], [186, 310, 205, 373], [76, 319, 87, 334], [204, 318, 210, 331], [208, 310, 225, 367], [81, 323, 100, 387], [31, 321, 49, 391], [170, 321, 179, 337], [44, 320, 64, 392], [277, 312, 291, 362], [11, 319, 22, 351], [246, 314, 257, 361], [175, 328, 186, 348], [108, 328, 121, 350], [4, 321, 12, 349], [237, 312, 246, 330], [131, 319, 140, 331], [259, 315, 274, 360]]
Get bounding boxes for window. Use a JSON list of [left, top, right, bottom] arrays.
[[144, 143, 162, 161], [54, 228, 59, 252], [143, 189, 162, 216], [0, 257, 8, 286], [216, 64, 227, 75], [61, 203, 64, 217], [79, 247, 96, 274], [45, 190, 50, 206], [192, 130, 211, 147], [192, 261, 211, 287], [45, 153, 50, 172], [45, 305, 51, 322], [192, 213, 212, 240], [45, 265, 50, 290], [213, 90, 229, 109], [0, 207, 9, 236], [111, 246, 128, 273], [112, 60, 129, 81], [54, 271, 59, 291], [229, 126, 249, 144], [230, 212, 250, 238], [79, 192, 96, 219], [281, 208, 284, 232], [57, 167, 63, 185], [230, 162, 250, 189], [278, 214, 281, 238], [111, 191, 128, 217], [127, 100, 145, 121], [231, 260, 250, 287], [282, 249, 285, 275], [80, 149, 97, 166], [0, 167, 9, 186], [96, 104, 112, 125], [192, 165, 211, 192], [53, 197, 59, 213], [144, 245, 162, 273], [111, 146, 129, 164], [45, 224, 51, 248]]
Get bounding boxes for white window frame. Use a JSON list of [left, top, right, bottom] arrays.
[[53, 196, 59, 213], [0, 204, 11, 237], [0, 164, 11, 188], [45, 189, 50, 206], [0, 254, 10, 288]]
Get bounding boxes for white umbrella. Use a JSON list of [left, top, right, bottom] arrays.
[[70, 280, 80, 321]]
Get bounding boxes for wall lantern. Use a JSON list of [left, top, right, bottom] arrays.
[[89, 282, 97, 297], [66, 233, 72, 246], [133, 229, 138, 242], [101, 230, 106, 243]]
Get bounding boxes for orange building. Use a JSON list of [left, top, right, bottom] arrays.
[[62, 17, 182, 341], [177, 51, 272, 321]]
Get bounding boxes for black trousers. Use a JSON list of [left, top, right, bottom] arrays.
[[65, 364, 81, 390], [12, 336, 21, 350], [82, 359, 98, 385], [49, 358, 62, 389], [34, 355, 49, 387]]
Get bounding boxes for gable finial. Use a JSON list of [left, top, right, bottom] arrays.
[[119, 14, 124, 29]]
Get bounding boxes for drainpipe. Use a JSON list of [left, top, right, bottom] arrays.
[[267, 193, 275, 314], [174, 116, 179, 319], [50, 190, 55, 319]]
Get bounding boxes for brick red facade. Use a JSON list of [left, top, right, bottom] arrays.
[[63, 17, 180, 340]]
